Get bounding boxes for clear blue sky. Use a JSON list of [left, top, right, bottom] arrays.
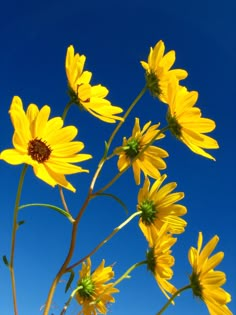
[[0, 0, 235, 314]]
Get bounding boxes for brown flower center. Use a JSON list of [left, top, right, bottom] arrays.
[[27, 138, 52, 163]]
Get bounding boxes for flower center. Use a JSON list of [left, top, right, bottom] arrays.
[[27, 138, 52, 163], [78, 276, 95, 300], [123, 138, 140, 159], [138, 199, 157, 225], [166, 111, 182, 138], [67, 84, 90, 107], [145, 71, 162, 97], [189, 271, 203, 299], [146, 247, 156, 273]]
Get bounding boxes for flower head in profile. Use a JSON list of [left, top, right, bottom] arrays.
[[138, 175, 187, 240], [76, 258, 119, 315], [116, 117, 168, 185], [166, 79, 219, 160], [188, 232, 232, 315], [141, 40, 188, 102], [65, 45, 123, 123], [146, 224, 177, 300], [0, 96, 92, 192]]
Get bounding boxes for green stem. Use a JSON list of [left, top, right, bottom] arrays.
[[106, 85, 147, 151], [113, 260, 147, 287], [62, 100, 74, 122], [92, 260, 147, 307], [58, 186, 71, 215], [60, 286, 83, 315], [95, 125, 170, 195], [66, 211, 141, 272], [9, 164, 28, 315], [89, 85, 147, 192], [42, 193, 92, 315], [156, 284, 192, 315]]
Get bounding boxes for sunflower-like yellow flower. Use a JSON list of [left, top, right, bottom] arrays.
[[76, 258, 119, 315], [188, 232, 232, 315], [0, 96, 92, 192], [140, 40, 188, 102], [116, 117, 168, 185], [166, 79, 219, 160], [146, 224, 177, 300], [65, 45, 123, 123], [138, 175, 187, 240]]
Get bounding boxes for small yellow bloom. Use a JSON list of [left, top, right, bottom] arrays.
[[141, 40, 188, 102], [188, 232, 232, 315], [116, 117, 168, 185], [65, 45, 123, 123], [76, 258, 119, 315], [166, 79, 219, 160], [138, 175, 187, 239], [0, 96, 92, 192], [146, 224, 177, 300]]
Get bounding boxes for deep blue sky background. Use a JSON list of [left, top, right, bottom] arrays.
[[0, 0, 235, 314]]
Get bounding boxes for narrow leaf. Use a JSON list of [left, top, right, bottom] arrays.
[[65, 270, 75, 293], [18, 203, 74, 223], [3, 255, 9, 267]]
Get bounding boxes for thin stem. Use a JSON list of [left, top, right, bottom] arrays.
[[95, 125, 170, 195], [113, 260, 147, 287], [106, 85, 147, 150], [62, 100, 74, 122], [60, 286, 83, 315], [156, 284, 192, 315], [92, 260, 147, 308], [90, 85, 147, 192], [66, 211, 141, 272], [43, 193, 92, 315], [58, 186, 71, 215], [9, 164, 28, 315]]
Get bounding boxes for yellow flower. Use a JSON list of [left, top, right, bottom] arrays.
[[140, 40, 188, 102], [188, 232, 232, 315], [65, 45, 123, 123], [0, 96, 92, 192], [146, 224, 177, 300], [116, 117, 168, 185], [76, 258, 119, 315], [138, 175, 187, 239], [166, 79, 219, 160]]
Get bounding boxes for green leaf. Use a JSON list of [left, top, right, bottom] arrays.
[[2, 255, 9, 267], [16, 220, 25, 230], [18, 203, 75, 223], [65, 270, 75, 293]]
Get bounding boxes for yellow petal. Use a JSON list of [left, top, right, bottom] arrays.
[[0, 149, 28, 165], [46, 159, 89, 175], [160, 50, 175, 71], [199, 235, 219, 266], [34, 105, 51, 138], [26, 103, 39, 124], [46, 126, 78, 145], [132, 160, 141, 185]]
